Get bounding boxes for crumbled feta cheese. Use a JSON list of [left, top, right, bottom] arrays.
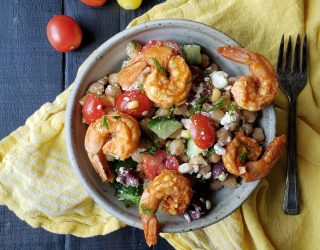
[[210, 71, 228, 89], [239, 166, 247, 174], [196, 173, 201, 178], [181, 119, 191, 130], [203, 172, 212, 179], [214, 143, 226, 155], [224, 85, 232, 91], [123, 97, 130, 102], [218, 173, 227, 182], [205, 200, 212, 210], [118, 167, 125, 173], [220, 111, 240, 130], [178, 163, 192, 174], [97, 104, 102, 110], [180, 130, 191, 139], [141, 110, 148, 116], [193, 165, 199, 173], [204, 77, 211, 82], [200, 198, 205, 202], [194, 82, 205, 100]]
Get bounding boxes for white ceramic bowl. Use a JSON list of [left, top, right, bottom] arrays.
[[66, 19, 275, 233]]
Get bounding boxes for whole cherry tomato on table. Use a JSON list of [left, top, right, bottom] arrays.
[[116, 90, 153, 118], [190, 113, 216, 149], [46, 15, 82, 52], [81, 0, 107, 7]]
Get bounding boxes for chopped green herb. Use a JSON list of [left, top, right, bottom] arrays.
[[130, 40, 137, 49], [151, 58, 168, 76], [113, 182, 142, 207], [169, 105, 176, 117], [140, 205, 153, 215], [207, 147, 216, 155], [239, 151, 247, 163], [141, 149, 156, 156], [111, 158, 137, 172], [137, 84, 144, 91], [212, 96, 226, 111], [166, 145, 171, 155], [112, 115, 120, 120], [100, 115, 109, 129], [228, 103, 236, 113], [189, 94, 210, 115]]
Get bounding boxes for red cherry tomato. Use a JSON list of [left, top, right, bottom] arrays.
[[141, 150, 179, 180], [81, 0, 107, 7], [82, 94, 114, 124], [190, 113, 216, 149], [142, 40, 182, 55], [116, 90, 152, 118], [46, 15, 82, 52]]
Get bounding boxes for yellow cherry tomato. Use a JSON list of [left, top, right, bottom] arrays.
[[117, 0, 142, 10]]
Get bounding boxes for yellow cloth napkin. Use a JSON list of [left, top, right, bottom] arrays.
[[1, 0, 319, 249]]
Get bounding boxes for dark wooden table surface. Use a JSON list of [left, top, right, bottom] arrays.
[[0, 1, 174, 249]]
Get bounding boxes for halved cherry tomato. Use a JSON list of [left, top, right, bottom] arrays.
[[140, 150, 179, 180], [81, 0, 107, 7], [82, 94, 114, 124], [190, 113, 216, 149], [141, 40, 182, 55], [116, 90, 152, 118], [46, 15, 82, 52]]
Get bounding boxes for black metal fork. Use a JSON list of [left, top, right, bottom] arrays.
[[277, 35, 307, 215]]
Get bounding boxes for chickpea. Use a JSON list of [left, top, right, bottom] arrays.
[[201, 53, 210, 68], [126, 40, 142, 59], [242, 110, 257, 123], [216, 127, 231, 146], [105, 83, 122, 99], [199, 165, 211, 175], [108, 73, 119, 85], [207, 153, 221, 163], [241, 123, 253, 136], [155, 107, 170, 117], [174, 104, 188, 115], [87, 81, 105, 95], [252, 127, 265, 142], [169, 139, 185, 156], [189, 155, 208, 166], [209, 109, 225, 123], [169, 128, 182, 139]]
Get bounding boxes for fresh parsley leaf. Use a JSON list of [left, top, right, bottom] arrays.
[[166, 145, 171, 155], [228, 103, 236, 113], [207, 147, 216, 155], [169, 105, 176, 117], [113, 182, 142, 207], [140, 205, 153, 215], [100, 115, 109, 129], [141, 149, 156, 156], [151, 58, 168, 76], [111, 158, 137, 172], [137, 84, 144, 91], [212, 96, 226, 111], [189, 94, 210, 115]]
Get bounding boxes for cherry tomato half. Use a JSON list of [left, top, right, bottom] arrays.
[[141, 150, 179, 180], [190, 113, 216, 149], [81, 0, 107, 7], [116, 90, 152, 118], [82, 94, 114, 124], [46, 15, 82, 52], [142, 40, 182, 55]]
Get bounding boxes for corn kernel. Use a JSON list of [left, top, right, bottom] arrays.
[[211, 88, 221, 102], [127, 100, 139, 109]]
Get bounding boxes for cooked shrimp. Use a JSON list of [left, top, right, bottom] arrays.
[[217, 46, 278, 111], [222, 133, 286, 182], [115, 46, 192, 108], [85, 112, 141, 182], [139, 170, 192, 246]]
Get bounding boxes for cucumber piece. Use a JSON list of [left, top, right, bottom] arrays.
[[187, 139, 204, 157], [147, 117, 182, 139], [183, 45, 201, 65]]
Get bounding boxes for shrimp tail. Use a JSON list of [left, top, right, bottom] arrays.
[[216, 46, 251, 64], [243, 135, 286, 182], [141, 214, 159, 247], [88, 152, 114, 182]]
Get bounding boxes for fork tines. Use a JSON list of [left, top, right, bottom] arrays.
[[277, 35, 307, 74]]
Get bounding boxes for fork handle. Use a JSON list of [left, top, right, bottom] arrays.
[[283, 97, 300, 215]]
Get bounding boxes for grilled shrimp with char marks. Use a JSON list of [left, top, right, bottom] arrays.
[[139, 170, 192, 247], [85, 112, 141, 182], [115, 46, 192, 108], [217, 46, 278, 111], [222, 132, 286, 182]]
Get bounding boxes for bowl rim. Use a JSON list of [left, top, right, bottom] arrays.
[[66, 19, 274, 233]]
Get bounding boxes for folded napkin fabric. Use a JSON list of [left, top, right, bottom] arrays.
[[1, 0, 320, 249]]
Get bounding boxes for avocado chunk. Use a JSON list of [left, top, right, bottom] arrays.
[[147, 117, 182, 139]]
